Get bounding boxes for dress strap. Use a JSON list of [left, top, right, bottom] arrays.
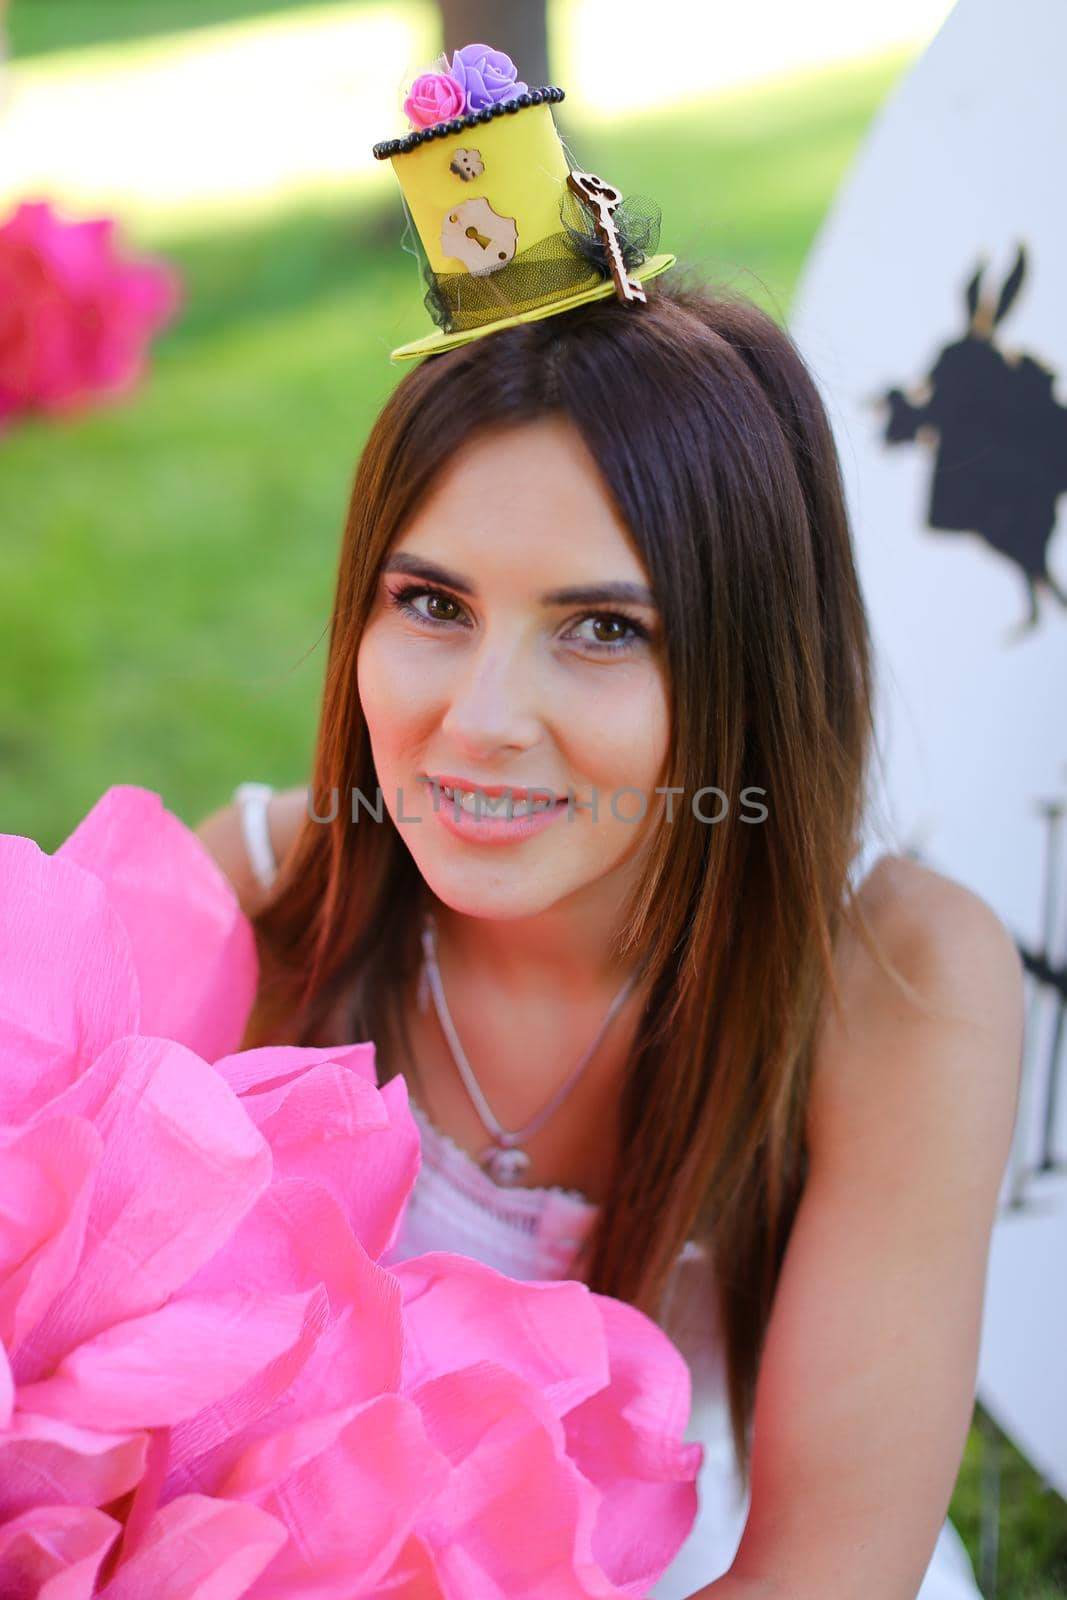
[[232, 781, 278, 891]]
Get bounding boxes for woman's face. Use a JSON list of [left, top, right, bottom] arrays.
[[356, 415, 670, 923]]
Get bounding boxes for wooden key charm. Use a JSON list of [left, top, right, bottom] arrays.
[[566, 170, 647, 304]]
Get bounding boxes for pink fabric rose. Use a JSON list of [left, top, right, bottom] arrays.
[[403, 70, 466, 130], [0, 199, 180, 432]]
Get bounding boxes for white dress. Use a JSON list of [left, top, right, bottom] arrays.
[[232, 782, 985, 1599]]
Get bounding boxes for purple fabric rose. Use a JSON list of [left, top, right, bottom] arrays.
[[403, 71, 466, 130], [448, 42, 528, 111]]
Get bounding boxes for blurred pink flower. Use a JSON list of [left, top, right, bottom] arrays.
[[0, 786, 703, 1597], [0, 199, 180, 431], [403, 70, 466, 129]]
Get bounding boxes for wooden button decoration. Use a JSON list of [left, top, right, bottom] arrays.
[[449, 148, 485, 182]]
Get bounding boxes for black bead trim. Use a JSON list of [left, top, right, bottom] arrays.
[[372, 86, 565, 159]]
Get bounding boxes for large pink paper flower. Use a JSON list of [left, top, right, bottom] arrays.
[[0, 199, 180, 431], [0, 785, 703, 1597]]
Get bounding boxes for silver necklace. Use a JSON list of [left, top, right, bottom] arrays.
[[416, 907, 642, 1186]]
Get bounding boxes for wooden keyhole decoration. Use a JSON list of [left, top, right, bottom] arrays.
[[461, 220, 505, 260], [440, 197, 518, 277]]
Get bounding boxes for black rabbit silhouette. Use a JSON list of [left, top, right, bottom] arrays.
[[882, 244, 1067, 644]]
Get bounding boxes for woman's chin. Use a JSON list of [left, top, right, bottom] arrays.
[[411, 857, 582, 923]]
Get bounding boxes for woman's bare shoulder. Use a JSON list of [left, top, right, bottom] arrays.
[[194, 783, 307, 915], [812, 850, 1024, 1159], [841, 850, 1020, 998]]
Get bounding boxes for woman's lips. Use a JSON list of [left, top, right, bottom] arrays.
[[424, 772, 560, 802], [428, 785, 569, 845]]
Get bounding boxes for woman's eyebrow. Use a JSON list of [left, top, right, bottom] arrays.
[[382, 553, 656, 609]]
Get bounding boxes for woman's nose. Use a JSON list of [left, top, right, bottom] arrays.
[[438, 638, 542, 754]]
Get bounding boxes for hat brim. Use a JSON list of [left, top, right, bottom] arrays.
[[389, 253, 677, 363]]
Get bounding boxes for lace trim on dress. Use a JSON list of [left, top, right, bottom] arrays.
[[407, 1096, 707, 1266]]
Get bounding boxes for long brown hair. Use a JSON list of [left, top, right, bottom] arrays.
[[242, 268, 899, 1494]]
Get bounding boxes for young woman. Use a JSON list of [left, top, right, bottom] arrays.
[[197, 276, 1024, 1600]]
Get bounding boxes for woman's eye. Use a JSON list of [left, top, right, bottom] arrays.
[[385, 583, 647, 656], [570, 614, 647, 654], [388, 584, 465, 627]]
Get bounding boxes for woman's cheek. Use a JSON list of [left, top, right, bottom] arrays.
[[572, 674, 668, 787], [359, 629, 422, 726]]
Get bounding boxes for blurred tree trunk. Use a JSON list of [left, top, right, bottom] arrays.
[[437, 0, 550, 94], [436, 1, 576, 146]]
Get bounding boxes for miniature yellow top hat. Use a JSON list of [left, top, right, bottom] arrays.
[[372, 42, 676, 362]]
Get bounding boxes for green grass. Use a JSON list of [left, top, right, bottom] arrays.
[[2, 219, 405, 843], [955, 1407, 1067, 1599], [8, 0, 362, 59], [1, 27, 1065, 1592]]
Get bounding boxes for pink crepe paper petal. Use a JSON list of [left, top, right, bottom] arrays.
[[15, 1036, 270, 1385], [0, 836, 140, 1123], [0, 1504, 119, 1600], [366, 1532, 448, 1598], [393, 1261, 702, 1592], [165, 1180, 403, 1497], [0, 1412, 146, 1519], [212, 1040, 377, 1098], [0, 1341, 13, 1426], [0, 1118, 102, 1352], [96, 1494, 287, 1600], [18, 1286, 329, 1430], [571, 1292, 698, 1447], [180, 1175, 399, 1342], [560, 1294, 705, 1591], [56, 787, 256, 1062], [420, 1543, 511, 1599], [230, 1393, 450, 1599], [391, 1251, 610, 1413], [161, 1297, 344, 1502], [231, 1056, 388, 1144], [375, 1073, 428, 1260], [411, 1361, 628, 1600], [224, 1058, 421, 1263], [109, 1424, 170, 1567], [214, 1402, 365, 1500]]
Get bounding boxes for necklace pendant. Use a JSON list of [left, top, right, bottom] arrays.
[[480, 1144, 531, 1186]]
